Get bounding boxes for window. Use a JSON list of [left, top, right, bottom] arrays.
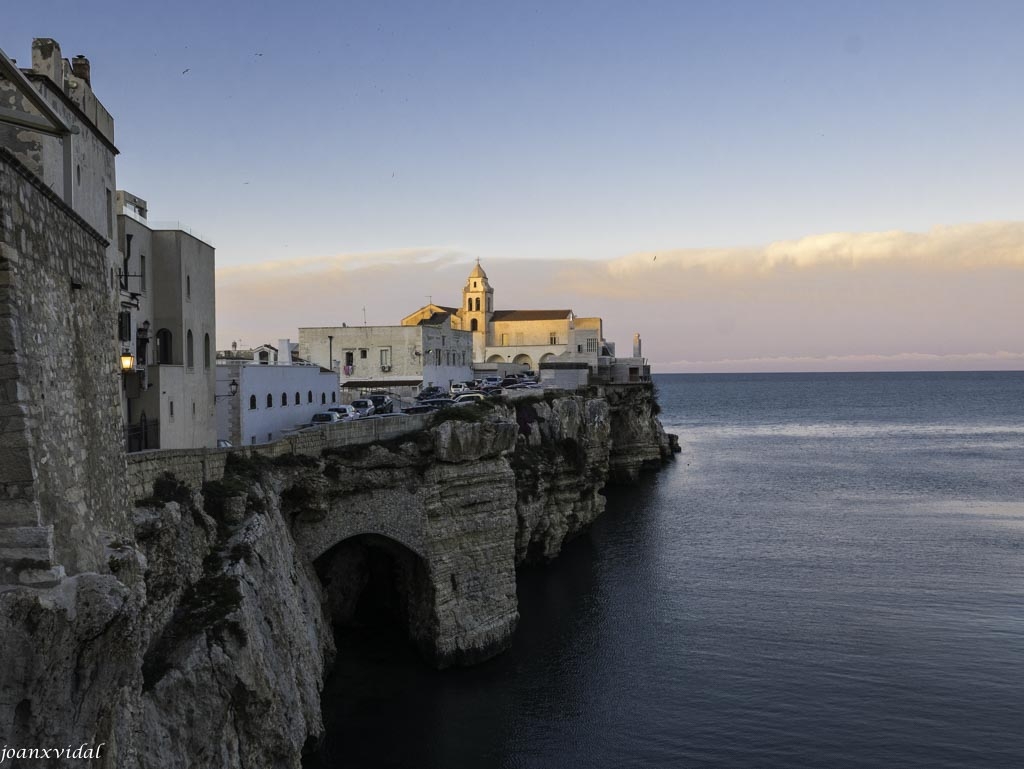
[[140, 255, 146, 291], [331, 392, 336, 403], [105, 188, 112, 238], [76, 164, 81, 185], [487, 297, 491, 311], [360, 349, 367, 359], [345, 351, 354, 366], [266, 394, 273, 408], [549, 332, 558, 345], [156, 329, 173, 364], [249, 395, 257, 410], [258, 350, 269, 364], [470, 318, 478, 331], [251, 436, 256, 445], [321, 392, 326, 404], [186, 275, 191, 299], [169, 401, 174, 418], [295, 392, 300, 405], [192, 401, 196, 415], [380, 347, 392, 367], [186, 330, 194, 368], [467, 298, 472, 310], [204, 334, 211, 369], [307, 390, 313, 403], [268, 433, 273, 442], [474, 298, 480, 311], [587, 338, 598, 353], [281, 392, 287, 406]]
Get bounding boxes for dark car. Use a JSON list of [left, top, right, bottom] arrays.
[[419, 398, 456, 410], [367, 393, 394, 413], [416, 386, 445, 401], [402, 404, 438, 415]]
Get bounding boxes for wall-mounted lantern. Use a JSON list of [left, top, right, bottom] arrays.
[[215, 379, 239, 400], [120, 351, 135, 371]]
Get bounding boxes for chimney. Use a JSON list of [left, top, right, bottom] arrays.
[[71, 55, 91, 85], [278, 339, 292, 365], [31, 38, 63, 86], [633, 333, 642, 358]]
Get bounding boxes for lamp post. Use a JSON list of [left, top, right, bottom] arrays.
[[215, 379, 239, 400]]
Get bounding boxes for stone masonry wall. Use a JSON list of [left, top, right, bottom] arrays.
[[0, 149, 131, 580]]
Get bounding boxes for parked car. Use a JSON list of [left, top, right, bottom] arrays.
[[450, 382, 472, 395], [328, 405, 357, 421], [416, 386, 445, 401], [350, 398, 376, 417], [454, 392, 487, 405], [310, 411, 342, 425], [482, 376, 502, 387], [367, 393, 394, 414], [419, 398, 456, 410], [402, 404, 438, 415], [485, 387, 505, 398]]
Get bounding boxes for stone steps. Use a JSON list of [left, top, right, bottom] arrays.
[[0, 523, 61, 587]]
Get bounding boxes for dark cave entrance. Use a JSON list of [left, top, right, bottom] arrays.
[[313, 534, 436, 657]]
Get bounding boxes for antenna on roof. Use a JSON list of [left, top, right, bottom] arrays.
[[362, 307, 366, 326]]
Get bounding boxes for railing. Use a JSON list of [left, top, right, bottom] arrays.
[[125, 419, 160, 453]]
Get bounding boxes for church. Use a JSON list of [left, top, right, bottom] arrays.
[[400, 261, 612, 372]]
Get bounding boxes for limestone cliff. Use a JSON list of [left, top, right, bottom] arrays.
[[0, 387, 672, 769]]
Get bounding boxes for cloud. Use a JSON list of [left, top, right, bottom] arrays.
[[215, 221, 1024, 372], [575, 221, 1024, 298]]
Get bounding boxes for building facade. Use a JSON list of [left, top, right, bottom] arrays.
[[298, 315, 474, 398], [216, 355, 339, 446], [118, 192, 217, 450], [401, 262, 610, 372]]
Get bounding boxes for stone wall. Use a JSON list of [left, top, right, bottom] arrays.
[[0, 149, 131, 580], [127, 412, 433, 501]]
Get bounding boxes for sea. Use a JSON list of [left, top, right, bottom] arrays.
[[308, 371, 1024, 769]]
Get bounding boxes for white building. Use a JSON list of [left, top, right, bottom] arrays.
[[117, 191, 217, 450], [298, 315, 474, 398], [216, 340, 339, 446]]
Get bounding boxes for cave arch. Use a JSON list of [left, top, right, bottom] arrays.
[[314, 534, 436, 659]]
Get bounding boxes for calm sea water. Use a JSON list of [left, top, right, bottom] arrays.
[[309, 372, 1024, 769]]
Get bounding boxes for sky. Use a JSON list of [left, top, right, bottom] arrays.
[[5, 1, 1023, 372]]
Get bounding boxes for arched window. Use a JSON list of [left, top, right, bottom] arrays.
[[186, 330, 194, 368], [249, 395, 257, 410], [266, 394, 273, 408], [258, 350, 269, 364], [203, 334, 211, 369], [331, 392, 336, 403], [321, 392, 326, 404], [294, 392, 300, 405], [470, 318, 478, 332], [467, 298, 472, 310], [281, 392, 287, 406], [156, 328, 173, 364], [474, 298, 480, 311], [307, 390, 313, 403], [186, 275, 191, 299]]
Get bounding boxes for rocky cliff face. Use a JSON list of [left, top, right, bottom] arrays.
[[0, 388, 673, 769]]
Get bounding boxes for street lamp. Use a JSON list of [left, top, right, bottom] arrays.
[[120, 351, 135, 371], [215, 379, 239, 400]]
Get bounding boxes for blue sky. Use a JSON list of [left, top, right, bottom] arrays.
[[5, 1, 1023, 370]]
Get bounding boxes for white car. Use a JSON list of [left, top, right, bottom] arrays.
[[309, 411, 342, 425], [450, 382, 472, 395], [453, 392, 487, 405], [328, 405, 357, 421]]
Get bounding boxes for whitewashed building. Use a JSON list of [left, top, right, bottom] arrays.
[[298, 315, 473, 398], [216, 341, 339, 446]]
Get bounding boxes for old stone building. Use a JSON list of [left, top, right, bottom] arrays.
[[299, 314, 474, 398], [401, 261, 610, 372], [117, 191, 217, 450]]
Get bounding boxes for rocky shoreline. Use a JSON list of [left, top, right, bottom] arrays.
[[0, 385, 675, 769]]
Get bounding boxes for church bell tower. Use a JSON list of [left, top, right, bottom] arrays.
[[461, 260, 493, 362]]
